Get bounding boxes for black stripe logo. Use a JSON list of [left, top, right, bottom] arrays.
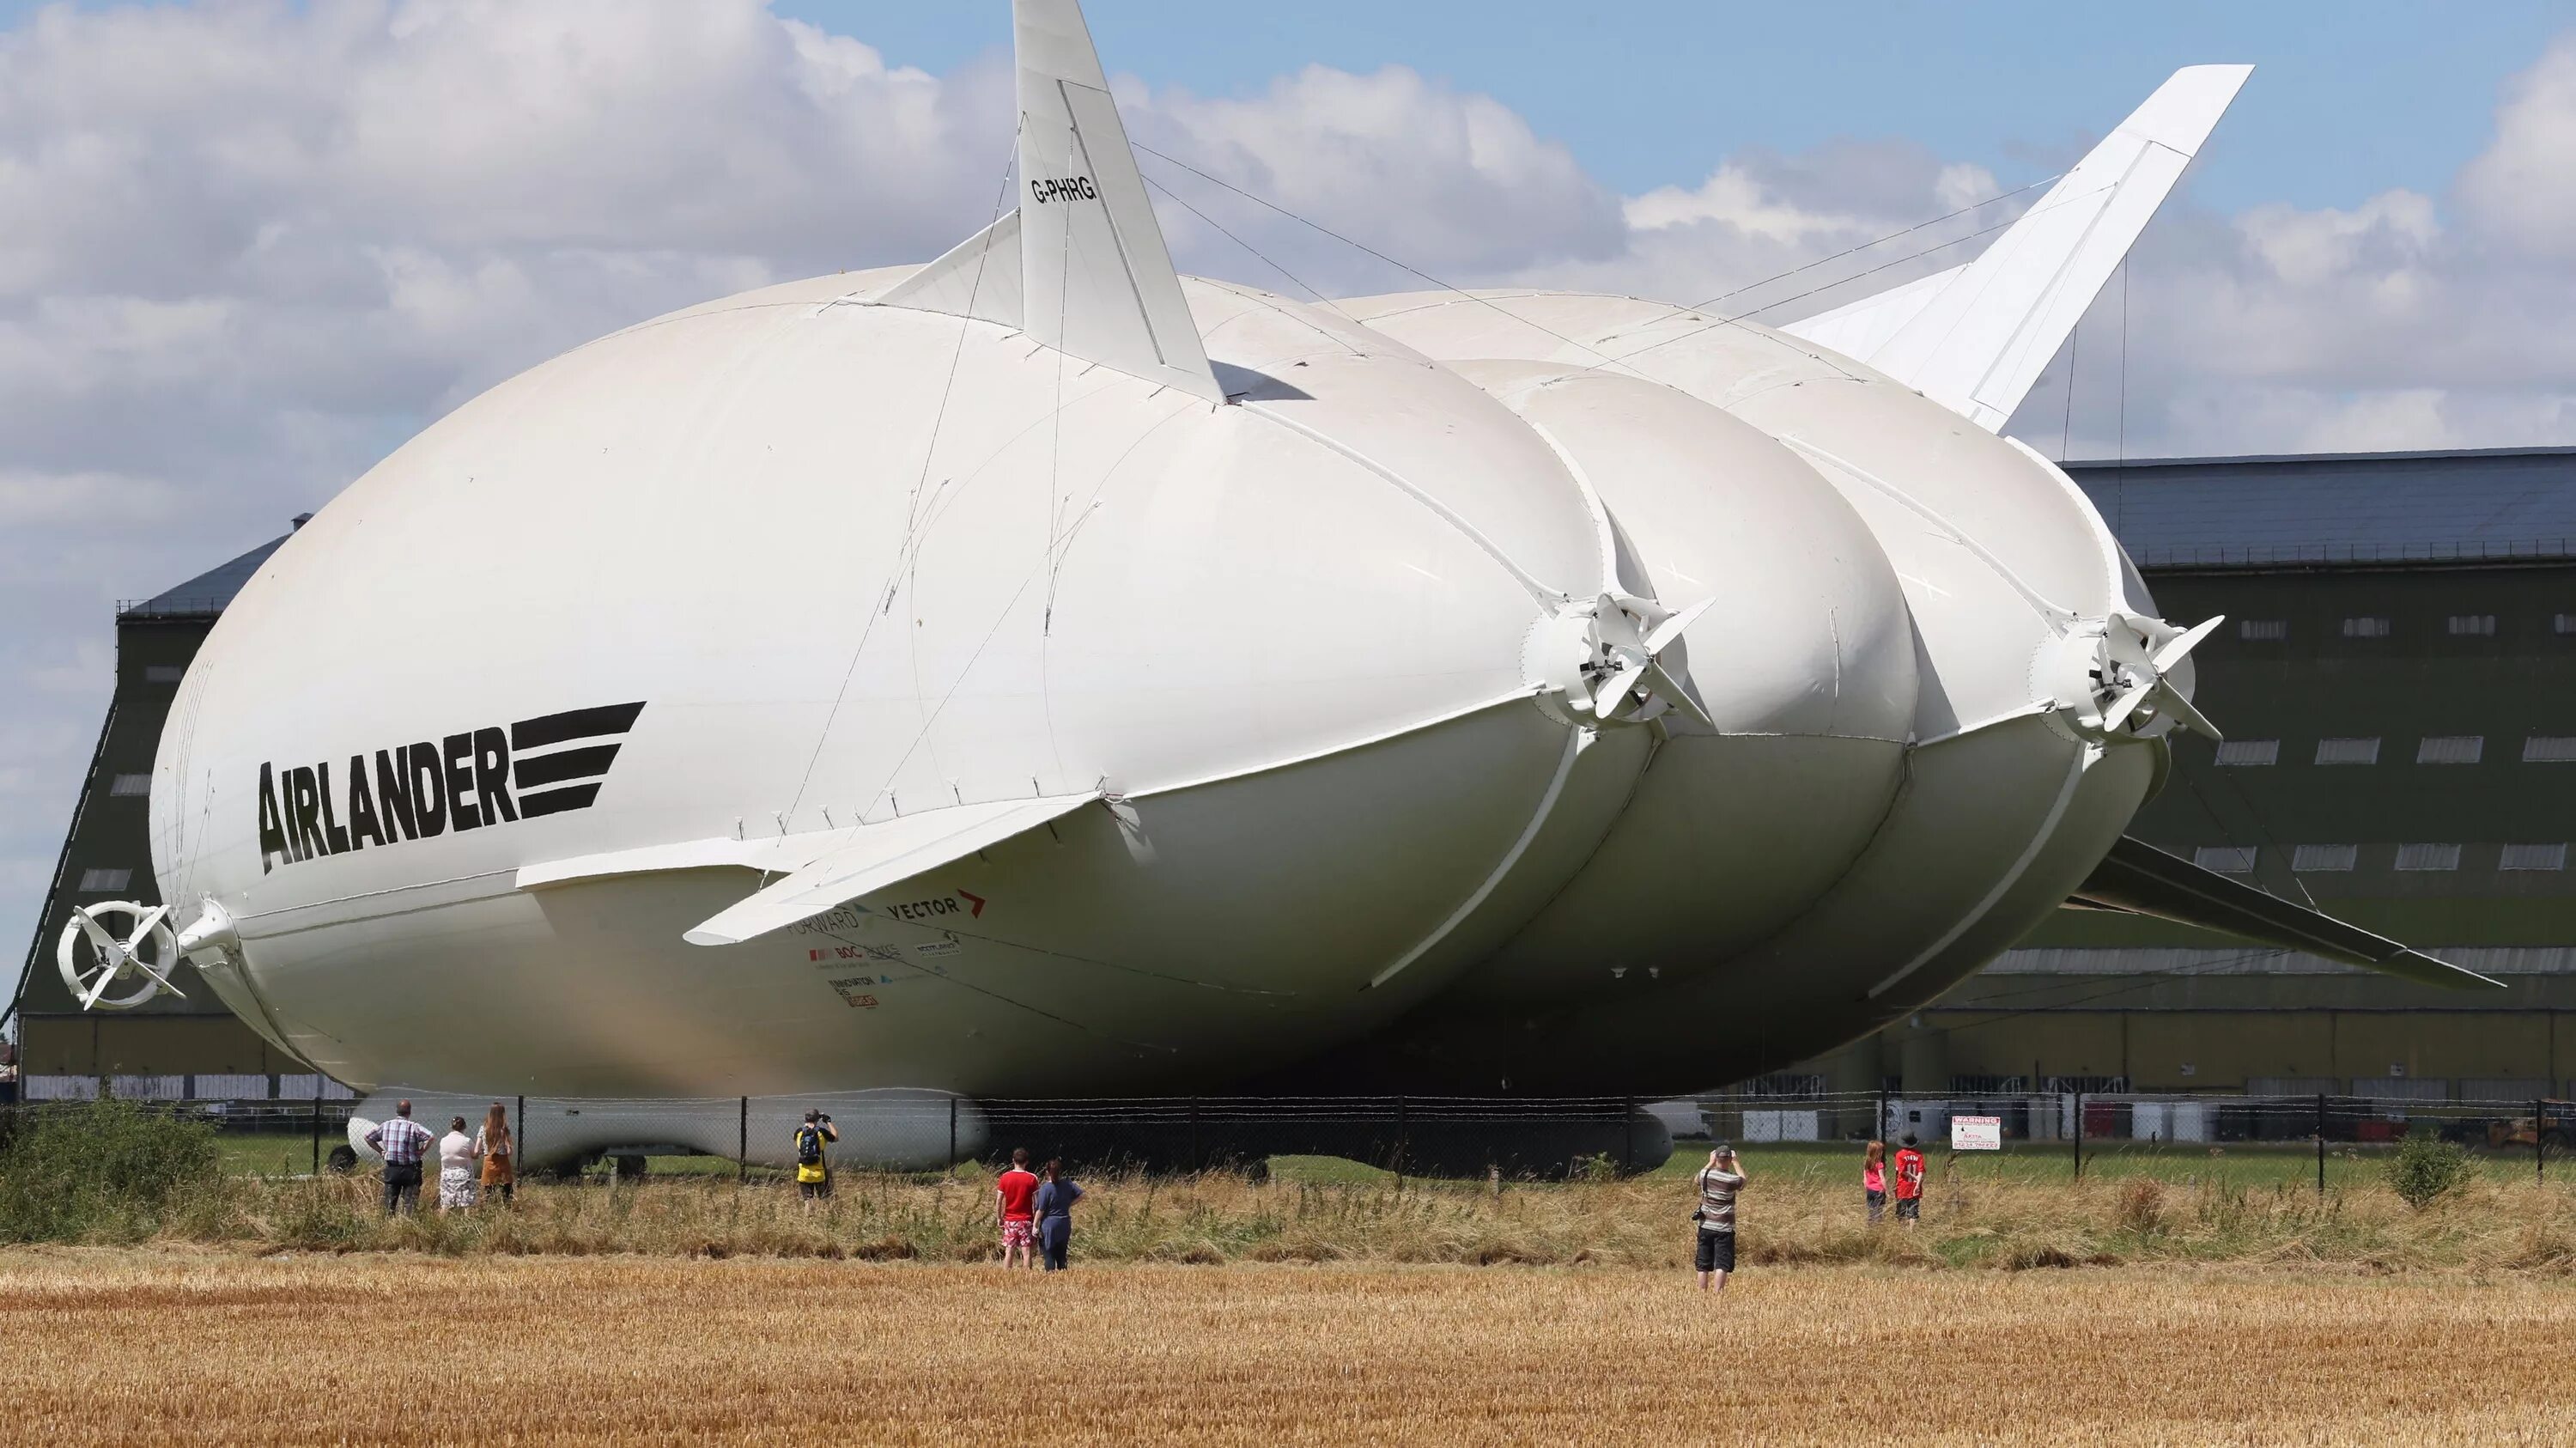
[[254, 701, 646, 873], [510, 702, 646, 818]]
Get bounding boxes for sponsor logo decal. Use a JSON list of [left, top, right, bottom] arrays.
[[1029, 175, 1098, 204], [254, 702, 645, 873], [881, 892, 980, 923], [828, 977, 881, 1009], [808, 945, 904, 965]]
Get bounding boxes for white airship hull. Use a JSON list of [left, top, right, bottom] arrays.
[[147, 3, 2378, 1136]]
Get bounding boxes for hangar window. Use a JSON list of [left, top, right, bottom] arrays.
[[2501, 843, 2568, 872], [2238, 619, 2287, 642], [143, 664, 185, 684], [2526, 737, 2576, 763], [2292, 844, 2357, 873], [2214, 739, 2279, 766], [2193, 845, 2257, 873], [2341, 617, 2391, 638], [76, 867, 131, 892], [2415, 735, 2484, 764], [2395, 843, 2462, 872], [2557, 614, 2576, 636], [109, 774, 150, 796], [2448, 614, 2498, 636], [2315, 737, 2381, 765]]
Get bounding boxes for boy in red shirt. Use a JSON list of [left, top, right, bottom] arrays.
[[1893, 1133, 1927, 1227], [995, 1147, 1041, 1268]]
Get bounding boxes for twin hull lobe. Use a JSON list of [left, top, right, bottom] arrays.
[[155, 272, 2147, 1098]]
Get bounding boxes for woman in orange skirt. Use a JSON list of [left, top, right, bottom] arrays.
[[475, 1101, 517, 1204]]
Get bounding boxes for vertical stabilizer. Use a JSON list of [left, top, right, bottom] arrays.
[[1011, 0, 1224, 401], [1812, 64, 2251, 431]]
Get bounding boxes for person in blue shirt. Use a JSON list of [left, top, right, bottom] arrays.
[[1034, 1159, 1084, 1271]]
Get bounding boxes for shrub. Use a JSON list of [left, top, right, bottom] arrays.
[[2385, 1126, 2473, 1210], [0, 1097, 223, 1242]]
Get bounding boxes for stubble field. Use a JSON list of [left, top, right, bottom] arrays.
[[7, 1250, 2574, 1445]]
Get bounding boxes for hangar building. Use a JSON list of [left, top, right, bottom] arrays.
[[11, 448, 2576, 1107]]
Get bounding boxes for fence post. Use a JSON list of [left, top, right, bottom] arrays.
[[310, 1090, 322, 1177], [1394, 1094, 1407, 1186], [2539, 1098, 2548, 1186], [2072, 1091, 2083, 1181], [1188, 1097, 1200, 1172], [2315, 1092, 2326, 1195], [947, 1095, 958, 1176], [1621, 1095, 1634, 1174], [516, 1095, 526, 1178], [1877, 1085, 1889, 1147], [738, 1097, 749, 1186]]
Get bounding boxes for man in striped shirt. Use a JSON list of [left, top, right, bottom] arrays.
[[365, 1100, 433, 1214], [1692, 1145, 1747, 1293]]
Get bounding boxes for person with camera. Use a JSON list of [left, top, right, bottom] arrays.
[[793, 1109, 839, 1214], [1690, 1144, 1747, 1293]]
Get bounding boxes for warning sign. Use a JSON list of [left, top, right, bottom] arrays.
[[1950, 1115, 2002, 1151]]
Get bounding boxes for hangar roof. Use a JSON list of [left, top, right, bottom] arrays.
[[118, 520, 301, 620], [2064, 446, 2576, 570]]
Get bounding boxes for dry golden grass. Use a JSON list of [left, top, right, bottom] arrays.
[[6, 1250, 2574, 1445], [125, 1159, 2576, 1275]]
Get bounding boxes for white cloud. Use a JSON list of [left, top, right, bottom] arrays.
[[2459, 33, 2576, 257]]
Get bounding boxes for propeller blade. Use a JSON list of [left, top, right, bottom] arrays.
[[2151, 615, 2225, 674], [2099, 676, 2156, 732], [122, 903, 168, 951], [1643, 659, 1715, 728], [75, 910, 119, 955], [78, 955, 123, 1011], [1643, 596, 1716, 654], [2153, 681, 2225, 741]]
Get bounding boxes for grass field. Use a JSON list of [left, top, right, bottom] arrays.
[[6, 1251, 2572, 1445]]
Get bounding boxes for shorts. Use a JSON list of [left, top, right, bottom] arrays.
[[1865, 1189, 1886, 1221], [799, 1175, 832, 1200], [1694, 1229, 1736, 1274], [1002, 1219, 1034, 1251], [1895, 1196, 1920, 1221]]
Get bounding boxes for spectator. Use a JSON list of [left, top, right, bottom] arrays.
[[1034, 1159, 1084, 1272], [436, 1116, 479, 1213], [1862, 1140, 1887, 1224], [1893, 1133, 1927, 1227], [475, 1103, 515, 1206], [996, 1148, 1041, 1268], [1692, 1145, 1747, 1293], [793, 1110, 839, 1215], [365, 1100, 431, 1214]]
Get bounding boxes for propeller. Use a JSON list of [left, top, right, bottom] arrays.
[[57, 900, 185, 1011], [2086, 611, 2224, 741], [1542, 591, 1718, 730]]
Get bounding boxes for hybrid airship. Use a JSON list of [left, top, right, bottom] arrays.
[[64, 0, 2493, 1165]]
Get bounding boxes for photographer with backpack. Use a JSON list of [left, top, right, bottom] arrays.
[[793, 1110, 839, 1214]]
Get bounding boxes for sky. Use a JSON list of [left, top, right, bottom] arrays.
[[7, 0, 2576, 997]]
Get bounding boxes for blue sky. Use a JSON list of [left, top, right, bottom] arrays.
[[776, 0, 2568, 214]]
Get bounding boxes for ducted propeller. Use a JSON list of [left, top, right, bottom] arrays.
[[58, 901, 186, 1011]]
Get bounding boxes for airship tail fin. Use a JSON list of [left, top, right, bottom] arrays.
[[1785, 64, 2251, 432], [682, 791, 1103, 947], [879, 209, 1026, 329], [884, 0, 1224, 405], [2066, 834, 2503, 991]]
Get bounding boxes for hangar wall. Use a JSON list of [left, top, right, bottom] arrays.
[[7, 526, 301, 1092]]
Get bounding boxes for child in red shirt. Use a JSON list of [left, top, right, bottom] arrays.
[[995, 1147, 1041, 1268], [1893, 1133, 1927, 1227]]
